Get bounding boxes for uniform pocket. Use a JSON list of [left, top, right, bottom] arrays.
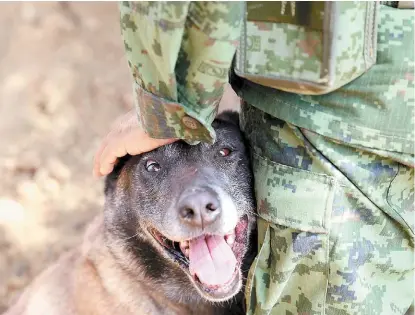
[[235, 2, 379, 95], [246, 153, 336, 315]]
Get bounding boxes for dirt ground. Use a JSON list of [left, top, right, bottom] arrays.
[[0, 2, 239, 312]]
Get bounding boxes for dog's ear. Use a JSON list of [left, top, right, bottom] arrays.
[[104, 154, 133, 194], [215, 110, 240, 127]]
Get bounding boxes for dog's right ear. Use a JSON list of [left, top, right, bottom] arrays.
[[215, 110, 240, 127], [112, 154, 132, 175], [104, 154, 133, 194]]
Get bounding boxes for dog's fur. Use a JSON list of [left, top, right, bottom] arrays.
[[4, 111, 256, 315]]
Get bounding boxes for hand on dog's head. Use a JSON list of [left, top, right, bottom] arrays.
[[103, 111, 255, 303]]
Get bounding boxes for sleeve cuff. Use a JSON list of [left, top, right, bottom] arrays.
[[134, 84, 216, 145]]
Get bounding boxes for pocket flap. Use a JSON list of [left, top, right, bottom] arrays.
[[253, 153, 336, 233]]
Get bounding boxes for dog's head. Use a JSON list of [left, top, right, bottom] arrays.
[[104, 111, 255, 303]]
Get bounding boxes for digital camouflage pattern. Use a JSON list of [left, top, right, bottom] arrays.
[[235, 2, 378, 95], [240, 103, 414, 315], [232, 5, 414, 156], [119, 1, 414, 315], [120, 1, 243, 144], [234, 5, 414, 314]]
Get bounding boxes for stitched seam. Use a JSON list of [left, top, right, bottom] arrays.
[[364, 1, 370, 70], [241, 3, 247, 72], [322, 1, 333, 85], [385, 165, 414, 236], [323, 222, 330, 315], [370, 2, 378, 65]]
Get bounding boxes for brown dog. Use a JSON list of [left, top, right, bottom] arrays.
[[4, 112, 256, 315]]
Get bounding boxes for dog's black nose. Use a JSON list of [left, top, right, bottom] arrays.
[[178, 189, 221, 228]]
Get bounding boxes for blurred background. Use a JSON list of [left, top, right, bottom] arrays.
[[0, 2, 239, 312]]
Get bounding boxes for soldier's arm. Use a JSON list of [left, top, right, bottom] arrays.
[[120, 1, 243, 145]]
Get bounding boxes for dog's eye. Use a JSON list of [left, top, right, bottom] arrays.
[[219, 148, 232, 157], [145, 160, 161, 172]]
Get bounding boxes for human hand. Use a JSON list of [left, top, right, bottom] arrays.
[[93, 109, 177, 178]]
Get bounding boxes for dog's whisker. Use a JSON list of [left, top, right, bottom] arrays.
[[122, 233, 139, 241], [111, 233, 140, 245]]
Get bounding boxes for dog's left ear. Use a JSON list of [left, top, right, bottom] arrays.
[[215, 110, 240, 127]]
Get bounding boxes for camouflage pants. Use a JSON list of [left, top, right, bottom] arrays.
[[240, 103, 414, 315]]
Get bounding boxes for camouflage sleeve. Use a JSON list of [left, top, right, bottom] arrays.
[[119, 2, 244, 144]]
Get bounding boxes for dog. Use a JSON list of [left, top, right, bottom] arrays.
[[4, 111, 256, 315]]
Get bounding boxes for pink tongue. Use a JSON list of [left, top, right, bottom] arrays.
[[189, 235, 237, 286]]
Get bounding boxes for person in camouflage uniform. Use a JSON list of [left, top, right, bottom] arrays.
[[94, 2, 414, 314]]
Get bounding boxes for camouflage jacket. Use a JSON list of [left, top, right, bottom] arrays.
[[120, 1, 414, 155]]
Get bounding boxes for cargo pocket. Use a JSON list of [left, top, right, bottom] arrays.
[[235, 2, 379, 95], [246, 153, 336, 315]]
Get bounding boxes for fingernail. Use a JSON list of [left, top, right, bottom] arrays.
[[100, 168, 109, 177]]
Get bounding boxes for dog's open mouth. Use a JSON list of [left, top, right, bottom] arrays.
[[148, 215, 249, 300]]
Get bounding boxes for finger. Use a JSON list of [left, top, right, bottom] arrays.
[[93, 137, 109, 178], [98, 158, 118, 177], [93, 110, 141, 178], [98, 134, 128, 176], [98, 131, 178, 176], [96, 127, 135, 177], [123, 132, 177, 156]]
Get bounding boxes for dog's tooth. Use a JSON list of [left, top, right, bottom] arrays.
[[183, 247, 189, 257], [180, 240, 189, 248], [225, 233, 235, 245]]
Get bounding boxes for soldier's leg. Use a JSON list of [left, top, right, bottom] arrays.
[[240, 103, 414, 315]]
